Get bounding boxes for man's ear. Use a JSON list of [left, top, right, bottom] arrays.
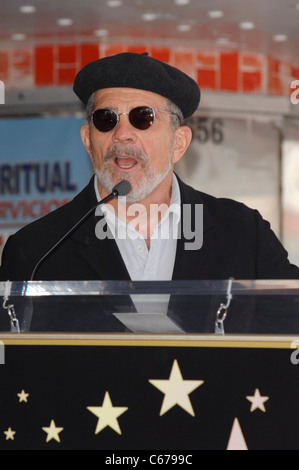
[[172, 126, 192, 164], [80, 124, 92, 159]]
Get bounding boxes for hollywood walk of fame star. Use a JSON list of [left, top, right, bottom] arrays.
[[227, 418, 248, 451], [4, 427, 16, 441], [87, 391, 128, 435], [17, 390, 29, 403], [42, 420, 64, 443], [246, 388, 269, 412], [149, 359, 204, 416]]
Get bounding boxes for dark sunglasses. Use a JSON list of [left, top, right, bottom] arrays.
[[92, 106, 180, 132]]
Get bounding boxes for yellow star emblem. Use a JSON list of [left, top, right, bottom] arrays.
[[4, 427, 16, 441], [42, 420, 64, 443], [87, 391, 128, 435], [149, 359, 204, 416], [17, 390, 29, 403]]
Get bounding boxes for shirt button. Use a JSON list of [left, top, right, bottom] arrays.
[[137, 245, 144, 253]]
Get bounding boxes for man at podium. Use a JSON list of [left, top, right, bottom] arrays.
[[0, 52, 298, 283]]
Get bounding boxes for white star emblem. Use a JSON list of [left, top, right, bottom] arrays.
[[17, 390, 29, 403], [149, 359, 204, 416], [87, 391, 128, 435], [42, 420, 64, 443], [246, 388, 269, 412]]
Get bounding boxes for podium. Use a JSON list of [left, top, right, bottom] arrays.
[[0, 280, 299, 450]]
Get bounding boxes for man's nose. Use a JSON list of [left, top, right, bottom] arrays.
[[112, 115, 137, 143]]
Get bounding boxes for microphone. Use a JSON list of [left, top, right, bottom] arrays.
[[111, 179, 131, 197], [30, 180, 131, 281]]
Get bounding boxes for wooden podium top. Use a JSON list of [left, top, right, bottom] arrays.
[[0, 332, 296, 349]]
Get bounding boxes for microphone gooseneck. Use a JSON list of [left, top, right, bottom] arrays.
[[30, 180, 131, 281]]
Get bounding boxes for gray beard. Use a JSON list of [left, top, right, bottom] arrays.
[[93, 143, 173, 203]]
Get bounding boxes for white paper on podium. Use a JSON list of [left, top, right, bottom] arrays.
[[113, 312, 184, 333], [113, 294, 185, 333]]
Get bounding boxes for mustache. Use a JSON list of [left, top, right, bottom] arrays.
[[103, 143, 148, 166]]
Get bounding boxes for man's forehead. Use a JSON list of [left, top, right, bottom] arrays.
[[94, 87, 166, 107]]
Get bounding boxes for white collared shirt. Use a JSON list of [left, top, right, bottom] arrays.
[[94, 174, 181, 281]]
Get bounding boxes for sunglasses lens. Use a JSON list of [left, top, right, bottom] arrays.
[[92, 107, 155, 132], [129, 107, 155, 130], [93, 109, 118, 132]]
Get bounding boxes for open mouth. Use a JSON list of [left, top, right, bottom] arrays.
[[114, 156, 139, 171]]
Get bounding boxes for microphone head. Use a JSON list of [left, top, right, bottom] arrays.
[[112, 180, 132, 197]]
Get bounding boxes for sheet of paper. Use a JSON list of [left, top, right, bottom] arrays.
[[113, 312, 184, 333]]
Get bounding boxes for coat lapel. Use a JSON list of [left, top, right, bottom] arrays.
[[68, 177, 131, 281], [77, 228, 131, 281], [172, 177, 215, 280]]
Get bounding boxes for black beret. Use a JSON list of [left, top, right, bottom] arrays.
[[73, 52, 200, 119]]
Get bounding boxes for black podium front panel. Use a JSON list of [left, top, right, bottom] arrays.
[[0, 335, 298, 451]]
